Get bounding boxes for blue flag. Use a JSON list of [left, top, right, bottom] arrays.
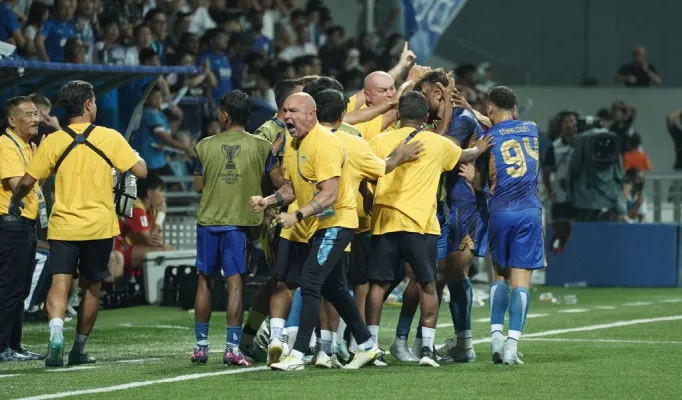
[[403, 0, 469, 63]]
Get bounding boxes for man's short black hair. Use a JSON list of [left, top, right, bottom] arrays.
[[398, 91, 428, 122], [297, 75, 319, 87], [313, 89, 347, 124], [144, 7, 165, 23], [274, 79, 299, 110], [414, 69, 449, 92], [137, 171, 165, 199], [57, 80, 95, 120], [133, 23, 150, 37], [218, 90, 251, 126], [5, 96, 33, 116], [488, 86, 516, 110], [302, 76, 343, 97], [28, 93, 50, 108]]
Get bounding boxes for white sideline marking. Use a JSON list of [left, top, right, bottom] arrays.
[[115, 358, 161, 364], [17, 315, 682, 400], [469, 315, 682, 346], [660, 298, 682, 303], [622, 302, 653, 307], [524, 338, 682, 345], [118, 324, 190, 330], [46, 366, 97, 372], [592, 305, 616, 310], [557, 308, 589, 313], [0, 374, 22, 378], [15, 367, 269, 400]]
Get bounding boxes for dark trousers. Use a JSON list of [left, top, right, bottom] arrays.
[[0, 217, 37, 351], [293, 227, 372, 353]]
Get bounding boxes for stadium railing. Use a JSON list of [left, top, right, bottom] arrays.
[[0, 59, 199, 140]]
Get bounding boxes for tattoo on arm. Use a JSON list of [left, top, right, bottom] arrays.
[[310, 199, 323, 214], [274, 192, 284, 207]]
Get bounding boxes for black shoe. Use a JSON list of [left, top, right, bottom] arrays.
[[373, 348, 388, 367], [14, 345, 46, 360], [0, 348, 31, 361], [67, 350, 97, 366], [418, 346, 440, 367]]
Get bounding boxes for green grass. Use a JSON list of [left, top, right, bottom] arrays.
[[2, 287, 682, 399]]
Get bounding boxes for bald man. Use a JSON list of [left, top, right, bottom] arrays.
[[250, 93, 378, 371], [615, 45, 662, 87]]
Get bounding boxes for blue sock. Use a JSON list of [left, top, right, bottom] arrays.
[[226, 326, 241, 351], [195, 322, 209, 347], [489, 281, 509, 336], [508, 287, 530, 340], [395, 314, 415, 340], [285, 288, 302, 328], [449, 279, 473, 333]]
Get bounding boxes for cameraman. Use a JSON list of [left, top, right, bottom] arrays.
[[543, 111, 577, 221], [569, 117, 626, 222]]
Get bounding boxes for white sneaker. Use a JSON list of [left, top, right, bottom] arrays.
[[410, 338, 422, 359], [390, 338, 419, 362], [267, 338, 284, 367], [271, 354, 305, 371], [330, 354, 343, 368], [343, 345, 378, 370], [502, 340, 524, 365], [490, 338, 504, 364], [314, 351, 333, 368]]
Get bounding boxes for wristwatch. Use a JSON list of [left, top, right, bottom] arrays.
[[295, 211, 304, 222]]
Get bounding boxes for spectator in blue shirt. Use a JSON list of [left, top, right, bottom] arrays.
[[130, 86, 193, 177], [35, 0, 77, 62], [247, 10, 272, 56], [0, 0, 26, 50], [198, 29, 231, 103], [144, 8, 167, 63]]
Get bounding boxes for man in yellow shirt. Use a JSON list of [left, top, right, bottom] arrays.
[[250, 93, 379, 371], [9, 81, 148, 368], [312, 88, 423, 364], [364, 91, 491, 367], [0, 96, 45, 362]]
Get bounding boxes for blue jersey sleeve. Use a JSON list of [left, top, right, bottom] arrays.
[[446, 114, 477, 146], [264, 151, 278, 174], [39, 19, 54, 38], [193, 156, 203, 175], [0, 7, 19, 40], [144, 109, 166, 133]]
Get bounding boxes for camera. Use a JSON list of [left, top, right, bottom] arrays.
[[575, 114, 602, 133]]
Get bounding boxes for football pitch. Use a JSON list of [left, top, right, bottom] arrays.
[[2, 287, 682, 399]]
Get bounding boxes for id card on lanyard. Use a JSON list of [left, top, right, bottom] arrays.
[[4, 132, 48, 228]]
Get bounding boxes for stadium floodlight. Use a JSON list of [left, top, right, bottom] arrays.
[[0, 41, 17, 58]]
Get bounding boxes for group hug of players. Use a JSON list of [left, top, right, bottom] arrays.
[[190, 45, 545, 371]]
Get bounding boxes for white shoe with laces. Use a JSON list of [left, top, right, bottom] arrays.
[[271, 354, 305, 371], [267, 338, 284, 367], [390, 338, 419, 362]]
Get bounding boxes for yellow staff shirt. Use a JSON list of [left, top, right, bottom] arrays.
[[0, 129, 39, 219], [26, 123, 140, 241]]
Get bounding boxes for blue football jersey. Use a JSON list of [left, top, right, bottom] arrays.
[[445, 108, 482, 206], [486, 119, 542, 213]]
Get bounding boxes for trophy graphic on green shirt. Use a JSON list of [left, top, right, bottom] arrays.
[[222, 144, 241, 170]]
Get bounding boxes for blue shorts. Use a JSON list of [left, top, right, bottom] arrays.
[[196, 225, 249, 277], [447, 202, 478, 254], [474, 202, 489, 257], [488, 208, 545, 269], [437, 209, 449, 260]]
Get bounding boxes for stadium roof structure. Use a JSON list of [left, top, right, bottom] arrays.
[[0, 60, 198, 139]]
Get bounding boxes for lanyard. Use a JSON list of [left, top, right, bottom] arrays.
[[4, 131, 28, 166], [388, 126, 424, 157]]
